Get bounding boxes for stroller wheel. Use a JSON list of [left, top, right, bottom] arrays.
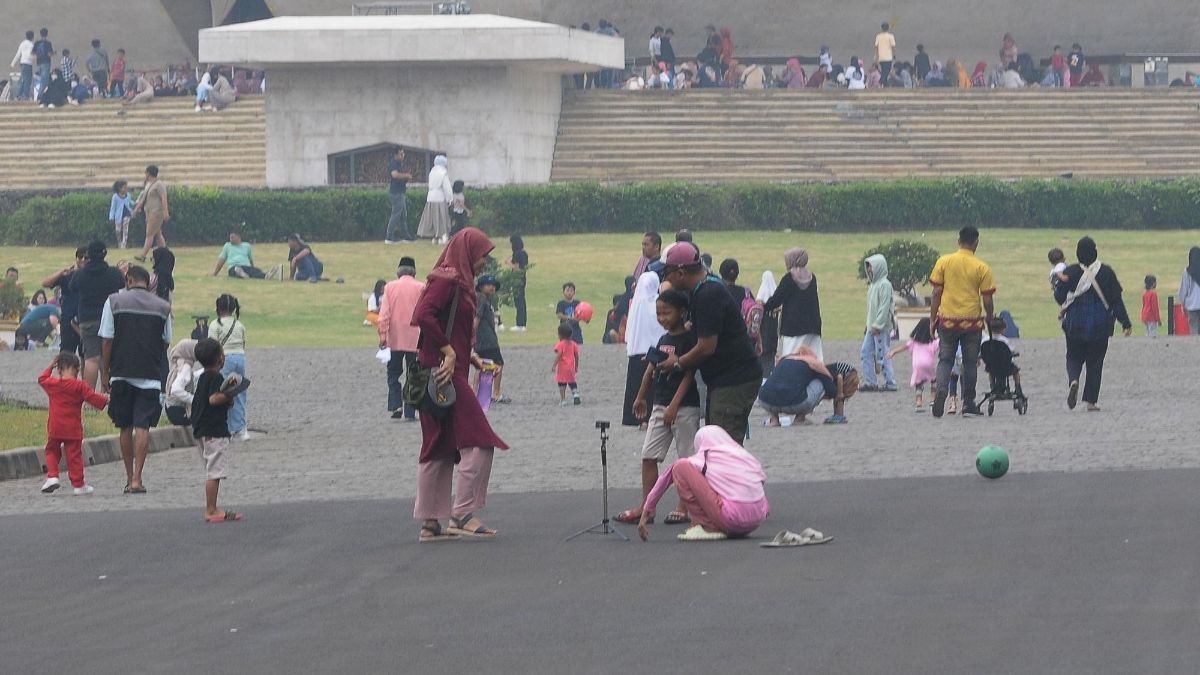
[[1018, 399, 1029, 415]]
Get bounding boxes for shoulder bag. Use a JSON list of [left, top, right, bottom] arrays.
[[403, 285, 460, 409]]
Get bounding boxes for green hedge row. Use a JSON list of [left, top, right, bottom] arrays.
[[4, 177, 1200, 245]]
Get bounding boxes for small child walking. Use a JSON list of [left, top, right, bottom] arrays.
[[109, 180, 133, 249], [553, 323, 581, 406], [38, 353, 108, 494], [208, 294, 249, 440], [1142, 275, 1161, 337], [886, 317, 940, 413], [191, 338, 242, 523], [449, 180, 471, 236], [614, 290, 701, 526]]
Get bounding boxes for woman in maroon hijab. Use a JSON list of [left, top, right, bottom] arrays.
[[412, 228, 509, 542]]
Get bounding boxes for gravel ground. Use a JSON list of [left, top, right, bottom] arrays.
[[1, 336, 1195, 516]]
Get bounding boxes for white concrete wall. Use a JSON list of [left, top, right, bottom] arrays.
[[264, 65, 562, 187]]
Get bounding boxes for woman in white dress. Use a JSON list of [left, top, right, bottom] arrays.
[[417, 155, 453, 245]]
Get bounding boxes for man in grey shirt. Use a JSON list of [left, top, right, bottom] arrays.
[[86, 39, 108, 98]]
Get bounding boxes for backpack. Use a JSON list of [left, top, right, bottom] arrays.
[[740, 288, 764, 356]]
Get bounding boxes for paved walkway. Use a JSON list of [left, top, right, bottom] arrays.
[[1, 337, 1196, 515], [2, 470, 1199, 674]]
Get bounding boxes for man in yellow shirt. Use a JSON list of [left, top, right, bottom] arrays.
[[928, 226, 995, 418], [875, 22, 897, 85]]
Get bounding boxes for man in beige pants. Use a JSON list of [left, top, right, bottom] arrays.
[[132, 165, 168, 262]]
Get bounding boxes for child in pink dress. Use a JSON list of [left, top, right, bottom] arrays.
[[552, 322, 581, 406], [887, 317, 939, 413]]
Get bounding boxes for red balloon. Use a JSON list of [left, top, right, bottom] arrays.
[[575, 301, 594, 323]]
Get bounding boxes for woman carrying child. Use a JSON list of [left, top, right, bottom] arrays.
[[208, 294, 250, 440], [886, 318, 939, 413], [412, 228, 508, 542], [615, 289, 700, 526]]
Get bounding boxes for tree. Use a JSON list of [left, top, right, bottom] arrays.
[[857, 239, 940, 304]]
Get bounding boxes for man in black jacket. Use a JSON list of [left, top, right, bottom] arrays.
[[99, 265, 172, 493], [69, 240, 126, 389]]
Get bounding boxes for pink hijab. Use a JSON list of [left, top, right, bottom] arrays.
[[785, 58, 806, 88]]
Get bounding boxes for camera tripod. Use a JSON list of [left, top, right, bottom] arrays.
[[566, 420, 629, 542]]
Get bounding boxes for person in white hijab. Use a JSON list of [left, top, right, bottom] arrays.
[[416, 155, 453, 245], [194, 71, 212, 112], [757, 271, 779, 377], [622, 271, 666, 427]]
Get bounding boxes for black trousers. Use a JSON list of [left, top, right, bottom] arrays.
[[623, 355, 645, 427], [1065, 337, 1108, 404], [513, 284, 527, 327]]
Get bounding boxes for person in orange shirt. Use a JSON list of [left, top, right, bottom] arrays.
[[378, 256, 425, 419], [38, 353, 109, 495], [1141, 275, 1161, 337]]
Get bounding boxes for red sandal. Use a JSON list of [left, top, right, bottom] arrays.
[[614, 510, 650, 524]]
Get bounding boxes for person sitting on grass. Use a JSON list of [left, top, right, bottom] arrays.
[[287, 234, 324, 282], [638, 425, 769, 542], [615, 289, 702, 527], [213, 231, 266, 279], [365, 279, 385, 326], [191, 338, 242, 523]]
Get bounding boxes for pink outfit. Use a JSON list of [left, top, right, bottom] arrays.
[[907, 338, 940, 387], [378, 276, 424, 351], [643, 426, 769, 536], [413, 446, 494, 519], [554, 339, 579, 384]]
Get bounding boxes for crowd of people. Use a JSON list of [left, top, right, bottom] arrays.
[[7, 206, 1199, 541], [574, 20, 1200, 92], [4, 26, 252, 112]]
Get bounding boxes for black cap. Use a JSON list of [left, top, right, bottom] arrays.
[[398, 256, 416, 268]]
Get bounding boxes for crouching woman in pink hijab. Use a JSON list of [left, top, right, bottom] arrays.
[[638, 425, 769, 542]]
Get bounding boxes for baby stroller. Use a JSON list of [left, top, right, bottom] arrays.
[[979, 339, 1028, 416]]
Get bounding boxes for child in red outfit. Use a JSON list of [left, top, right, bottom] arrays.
[[1142, 275, 1161, 337], [552, 322, 582, 406], [38, 353, 108, 494]]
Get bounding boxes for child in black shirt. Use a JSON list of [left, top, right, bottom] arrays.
[[192, 338, 241, 523], [614, 290, 701, 525]]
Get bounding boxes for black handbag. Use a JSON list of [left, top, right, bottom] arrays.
[[403, 286, 459, 409]]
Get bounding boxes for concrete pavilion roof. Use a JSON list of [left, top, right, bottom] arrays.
[[199, 14, 625, 73]]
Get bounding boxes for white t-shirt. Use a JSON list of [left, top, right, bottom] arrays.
[[649, 36, 661, 59], [875, 32, 896, 62], [367, 294, 379, 312], [847, 66, 866, 89]]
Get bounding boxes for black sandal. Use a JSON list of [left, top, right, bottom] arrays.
[[447, 512, 497, 538], [418, 521, 459, 543]]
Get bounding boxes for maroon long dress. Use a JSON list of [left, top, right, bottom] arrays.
[[413, 233, 508, 463]]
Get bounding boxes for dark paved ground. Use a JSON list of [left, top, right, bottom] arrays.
[[4, 469, 1199, 674]]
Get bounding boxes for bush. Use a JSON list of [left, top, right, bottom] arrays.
[[0, 278, 25, 320], [4, 178, 1200, 246], [858, 239, 942, 303]]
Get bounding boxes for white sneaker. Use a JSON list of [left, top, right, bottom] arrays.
[[41, 477, 61, 493], [384, 239, 397, 245], [73, 485, 95, 496], [509, 326, 526, 332], [195, 104, 202, 112], [237, 429, 251, 441]]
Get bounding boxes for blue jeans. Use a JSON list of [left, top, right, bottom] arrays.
[[293, 256, 323, 282], [18, 64, 32, 100], [387, 350, 417, 417], [860, 331, 895, 387], [221, 353, 247, 433]]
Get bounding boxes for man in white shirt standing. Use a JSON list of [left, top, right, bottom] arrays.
[[649, 26, 663, 65], [11, 30, 35, 101], [874, 22, 897, 87]]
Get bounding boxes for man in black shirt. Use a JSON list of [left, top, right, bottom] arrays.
[[41, 246, 88, 357], [658, 243, 762, 444], [384, 147, 413, 244]]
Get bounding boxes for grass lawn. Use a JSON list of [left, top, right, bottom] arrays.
[[3, 230, 1196, 348], [0, 402, 118, 451]]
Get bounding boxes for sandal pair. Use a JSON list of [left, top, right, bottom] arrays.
[[760, 528, 833, 548]]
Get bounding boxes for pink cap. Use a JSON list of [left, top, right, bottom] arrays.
[[664, 242, 701, 267]]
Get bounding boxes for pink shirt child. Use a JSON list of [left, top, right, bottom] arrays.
[[907, 337, 939, 387], [554, 338, 579, 384], [644, 426, 769, 535]]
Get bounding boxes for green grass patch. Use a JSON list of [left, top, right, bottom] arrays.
[[0, 402, 118, 451], [3, 229, 1194, 348]]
